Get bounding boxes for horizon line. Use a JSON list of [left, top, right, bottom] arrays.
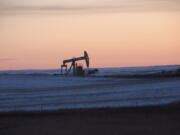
[[0, 64, 180, 71]]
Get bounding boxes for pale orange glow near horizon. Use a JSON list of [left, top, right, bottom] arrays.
[[0, 11, 180, 70]]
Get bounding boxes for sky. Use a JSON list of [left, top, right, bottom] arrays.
[[1, 0, 180, 11], [0, 0, 180, 70]]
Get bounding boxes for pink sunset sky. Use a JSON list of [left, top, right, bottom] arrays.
[[0, 0, 180, 70]]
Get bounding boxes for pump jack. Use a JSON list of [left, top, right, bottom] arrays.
[[61, 51, 89, 76]]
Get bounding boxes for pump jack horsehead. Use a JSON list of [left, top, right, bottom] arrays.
[[61, 51, 89, 76]]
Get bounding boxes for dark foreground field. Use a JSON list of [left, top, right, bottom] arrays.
[[0, 103, 180, 135]]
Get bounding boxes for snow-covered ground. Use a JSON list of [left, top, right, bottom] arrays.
[[0, 65, 180, 112], [96, 65, 180, 76], [0, 65, 179, 76]]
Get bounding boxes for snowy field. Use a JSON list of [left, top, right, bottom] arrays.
[[0, 65, 179, 76], [96, 65, 180, 76], [0, 65, 180, 112]]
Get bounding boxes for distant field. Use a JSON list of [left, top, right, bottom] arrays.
[[0, 75, 180, 112]]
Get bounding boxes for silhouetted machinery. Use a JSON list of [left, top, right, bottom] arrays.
[[61, 51, 90, 76]]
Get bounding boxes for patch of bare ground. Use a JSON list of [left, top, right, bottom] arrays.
[[0, 102, 180, 135]]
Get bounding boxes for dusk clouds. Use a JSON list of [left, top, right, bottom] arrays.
[[0, 58, 16, 62], [0, 0, 180, 12]]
